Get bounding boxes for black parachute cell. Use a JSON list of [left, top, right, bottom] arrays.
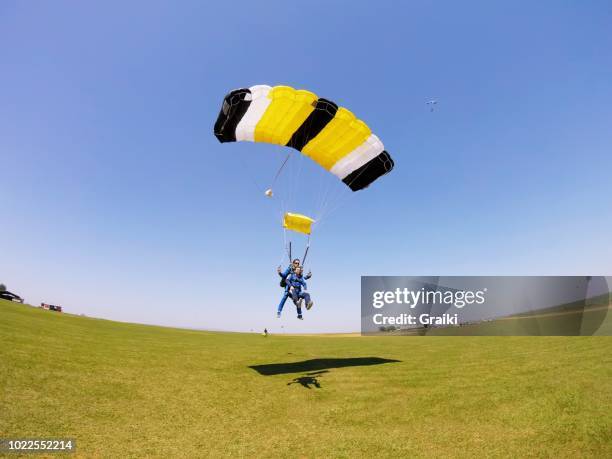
[[213, 88, 252, 143], [342, 151, 394, 191], [286, 98, 338, 151]]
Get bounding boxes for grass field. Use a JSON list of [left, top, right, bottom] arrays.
[[1, 299, 611, 457]]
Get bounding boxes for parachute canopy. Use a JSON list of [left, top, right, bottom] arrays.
[[283, 212, 315, 235], [214, 85, 394, 191]]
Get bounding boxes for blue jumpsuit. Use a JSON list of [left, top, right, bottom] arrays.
[[277, 270, 311, 317], [288, 274, 311, 308]]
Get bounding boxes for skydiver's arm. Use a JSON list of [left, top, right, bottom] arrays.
[[305, 271, 312, 280]]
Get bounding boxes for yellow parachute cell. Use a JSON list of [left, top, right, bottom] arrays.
[[283, 212, 315, 235]]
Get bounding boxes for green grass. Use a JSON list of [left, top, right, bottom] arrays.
[[1, 299, 611, 457]]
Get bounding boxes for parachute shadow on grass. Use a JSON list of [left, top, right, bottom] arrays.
[[249, 357, 401, 376]]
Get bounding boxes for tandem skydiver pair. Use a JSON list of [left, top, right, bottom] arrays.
[[276, 259, 313, 320]]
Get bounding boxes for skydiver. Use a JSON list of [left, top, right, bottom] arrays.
[[276, 266, 313, 319], [288, 267, 314, 315]]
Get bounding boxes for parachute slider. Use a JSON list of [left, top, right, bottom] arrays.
[[265, 189, 273, 197], [283, 212, 315, 235]]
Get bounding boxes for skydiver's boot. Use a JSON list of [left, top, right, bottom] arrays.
[[304, 293, 313, 310]]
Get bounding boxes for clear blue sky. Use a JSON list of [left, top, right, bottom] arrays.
[[2, 1, 611, 332]]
